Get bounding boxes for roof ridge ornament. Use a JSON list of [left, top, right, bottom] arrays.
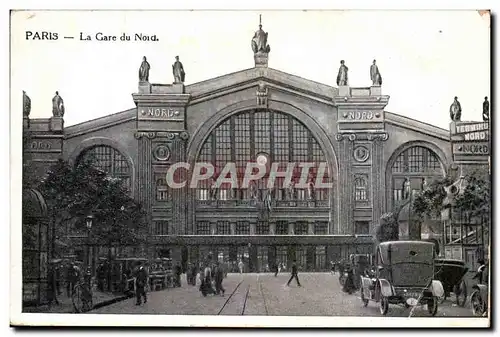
[[252, 14, 270, 68]]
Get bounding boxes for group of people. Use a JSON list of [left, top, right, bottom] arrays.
[[46, 260, 88, 307], [199, 261, 226, 296]]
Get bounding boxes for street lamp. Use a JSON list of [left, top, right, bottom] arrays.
[[85, 215, 93, 273]]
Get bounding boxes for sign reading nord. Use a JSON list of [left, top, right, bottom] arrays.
[[140, 107, 181, 118], [343, 111, 381, 120]]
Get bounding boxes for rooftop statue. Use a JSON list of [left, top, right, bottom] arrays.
[[52, 91, 65, 117], [172, 56, 185, 83], [23, 90, 31, 117], [336, 60, 348, 86], [483, 96, 489, 122], [251, 15, 271, 54], [370, 59, 382, 86], [449, 96, 462, 121], [139, 56, 150, 82]]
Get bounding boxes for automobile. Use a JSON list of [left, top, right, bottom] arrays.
[[360, 241, 444, 316], [470, 263, 488, 317]]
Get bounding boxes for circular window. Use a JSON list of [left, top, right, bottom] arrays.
[[154, 144, 171, 161]]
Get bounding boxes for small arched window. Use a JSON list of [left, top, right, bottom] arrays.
[[354, 176, 368, 201]]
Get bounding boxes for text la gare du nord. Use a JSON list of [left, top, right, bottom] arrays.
[[80, 32, 159, 41]]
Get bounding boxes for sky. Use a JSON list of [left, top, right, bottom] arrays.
[[10, 10, 490, 129]]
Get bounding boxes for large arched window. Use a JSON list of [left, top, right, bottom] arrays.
[[78, 145, 132, 190], [390, 146, 443, 204], [196, 109, 330, 203]]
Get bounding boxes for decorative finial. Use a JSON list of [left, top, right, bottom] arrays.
[[259, 14, 262, 27], [52, 91, 65, 117], [23, 90, 31, 118]]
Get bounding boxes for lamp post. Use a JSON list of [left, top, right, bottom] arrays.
[[85, 215, 93, 274]]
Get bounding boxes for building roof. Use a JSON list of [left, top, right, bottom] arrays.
[[64, 67, 449, 140]]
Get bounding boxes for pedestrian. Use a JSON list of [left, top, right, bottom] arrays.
[[274, 263, 279, 277], [342, 263, 356, 294], [286, 260, 302, 287], [174, 262, 182, 287], [330, 261, 336, 274], [238, 260, 244, 274], [214, 262, 225, 296], [96, 262, 105, 291], [134, 261, 148, 305], [66, 262, 81, 297], [200, 262, 215, 296], [474, 259, 486, 284], [47, 261, 60, 306]]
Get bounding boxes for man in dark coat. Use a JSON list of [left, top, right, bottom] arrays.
[[135, 261, 149, 305], [66, 262, 81, 297], [214, 262, 226, 296], [286, 261, 302, 287]]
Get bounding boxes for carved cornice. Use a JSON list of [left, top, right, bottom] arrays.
[[335, 133, 357, 142], [367, 132, 389, 141], [134, 131, 190, 140], [336, 132, 389, 142]]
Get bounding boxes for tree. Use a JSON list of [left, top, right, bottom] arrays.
[[374, 211, 399, 243], [454, 168, 490, 223], [412, 175, 454, 222], [38, 159, 148, 258]]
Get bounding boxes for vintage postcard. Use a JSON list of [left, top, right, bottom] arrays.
[[10, 9, 491, 328]]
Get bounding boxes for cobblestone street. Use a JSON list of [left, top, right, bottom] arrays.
[[92, 273, 474, 317]]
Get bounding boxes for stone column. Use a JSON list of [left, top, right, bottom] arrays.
[[336, 134, 354, 234], [371, 137, 386, 228]]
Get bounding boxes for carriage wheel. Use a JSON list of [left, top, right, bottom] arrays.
[[379, 296, 389, 315], [470, 290, 486, 316], [72, 285, 84, 313], [361, 289, 369, 307], [455, 280, 467, 307], [427, 297, 438, 316]]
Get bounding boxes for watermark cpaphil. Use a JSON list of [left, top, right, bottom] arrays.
[[165, 162, 333, 189]]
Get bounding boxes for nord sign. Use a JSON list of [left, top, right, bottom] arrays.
[[452, 122, 489, 141], [343, 111, 381, 120], [454, 143, 489, 155], [140, 107, 181, 118]]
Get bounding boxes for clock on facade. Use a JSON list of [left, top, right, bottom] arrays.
[[256, 153, 269, 166]]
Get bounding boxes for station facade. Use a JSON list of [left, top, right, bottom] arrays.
[[24, 30, 488, 272]]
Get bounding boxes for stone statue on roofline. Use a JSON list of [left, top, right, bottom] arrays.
[[483, 96, 489, 122], [370, 59, 382, 86], [337, 60, 348, 86], [23, 90, 31, 117], [172, 56, 185, 84], [449, 96, 462, 121], [52, 91, 65, 117], [139, 56, 150, 82], [251, 15, 271, 54]]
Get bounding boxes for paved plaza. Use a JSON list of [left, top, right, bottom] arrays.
[[92, 273, 473, 317]]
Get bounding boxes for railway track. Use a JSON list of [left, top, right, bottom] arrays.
[[258, 277, 269, 315], [217, 279, 252, 315], [217, 280, 243, 315]]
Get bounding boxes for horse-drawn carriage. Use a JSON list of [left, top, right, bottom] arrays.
[[360, 241, 444, 316], [434, 259, 468, 306], [109, 257, 148, 296], [149, 258, 174, 291]]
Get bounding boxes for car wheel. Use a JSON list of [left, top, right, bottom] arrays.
[[379, 296, 389, 315], [361, 289, 369, 307], [427, 297, 438, 316], [471, 290, 485, 316]]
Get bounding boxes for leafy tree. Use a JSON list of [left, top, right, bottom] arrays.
[[374, 211, 399, 243], [39, 159, 148, 258], [454, 168, 490, 223]]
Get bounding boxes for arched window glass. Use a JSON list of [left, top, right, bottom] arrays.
[[78, 145, 131, 190], [390, 146, 444, 204], [195, 109, 331, 203]]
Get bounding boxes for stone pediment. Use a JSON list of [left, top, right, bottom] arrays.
[[185, 67, 338, 105]]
